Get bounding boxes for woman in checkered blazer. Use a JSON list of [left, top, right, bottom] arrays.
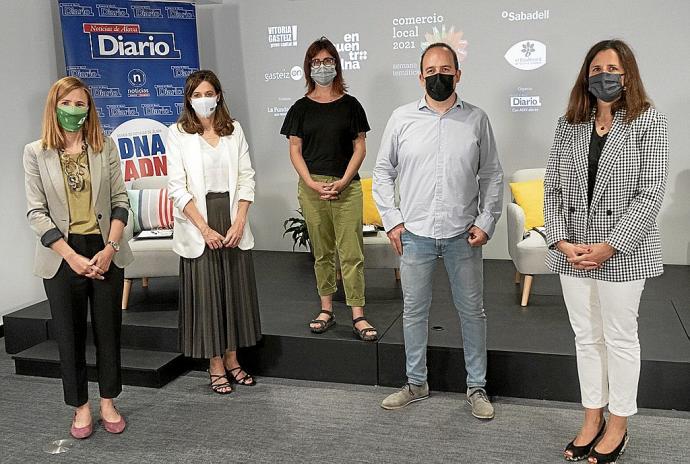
[[544, 40, 668, 463]]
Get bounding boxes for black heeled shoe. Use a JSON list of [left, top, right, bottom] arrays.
[[564, 420, 606, 461], [588, 431, 628, 464]]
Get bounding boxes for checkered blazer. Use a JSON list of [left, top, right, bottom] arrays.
[[544, 107, 668, 282]]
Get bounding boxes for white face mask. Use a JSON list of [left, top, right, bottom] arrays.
[[190, 96, 218, 118]]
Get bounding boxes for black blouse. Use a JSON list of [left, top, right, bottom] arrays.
[[280, 94, 370, 179], [587, 125, 608, 205]]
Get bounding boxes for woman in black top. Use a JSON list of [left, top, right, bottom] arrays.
[[281, 37, 377, 341]]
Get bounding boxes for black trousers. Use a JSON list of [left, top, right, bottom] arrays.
[[43, 234, 124, 407]]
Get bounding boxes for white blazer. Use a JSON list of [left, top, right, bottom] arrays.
[[167, 120, 255, 258]]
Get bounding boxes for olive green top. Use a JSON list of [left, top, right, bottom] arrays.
[[59, 151, 100, 235]]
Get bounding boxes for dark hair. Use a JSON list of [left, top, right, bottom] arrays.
[[420, 43, 459, 72], [177, 69, 234, 136], [565, 39, 651, 124], [303, 37, 347, 95]]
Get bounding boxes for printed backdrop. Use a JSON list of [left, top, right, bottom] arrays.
[[58, 0, 200, 181]]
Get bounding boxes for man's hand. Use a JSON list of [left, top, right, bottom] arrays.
[[387, 223, 406, 256], [467, 225, 488, 247]]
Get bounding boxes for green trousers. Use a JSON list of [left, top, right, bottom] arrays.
[[298, 175, 365, 307]]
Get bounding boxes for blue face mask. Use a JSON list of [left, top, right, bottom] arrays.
[[588, 72, 624, 102]]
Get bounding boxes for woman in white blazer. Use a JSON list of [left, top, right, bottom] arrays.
[[544, 40, 668, 463], [24, 77, 133, 439], [167, 70, 261, 394]]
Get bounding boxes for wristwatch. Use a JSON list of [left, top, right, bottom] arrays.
[[107, 240, 120, 252]]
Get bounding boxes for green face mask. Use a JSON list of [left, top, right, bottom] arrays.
[[56, 105, 88, 132]]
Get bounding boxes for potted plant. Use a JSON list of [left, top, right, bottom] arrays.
[[283, 209, 312, 254]]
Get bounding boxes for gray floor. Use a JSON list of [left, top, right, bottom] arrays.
[[0, 339, 688, 463]]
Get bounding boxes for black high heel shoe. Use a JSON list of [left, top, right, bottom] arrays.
[[564, 420, 606, 461], [588, 431, 628, 464]]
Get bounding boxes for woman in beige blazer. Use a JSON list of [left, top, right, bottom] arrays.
[[23, 76, 133, 439], [167, 70, 261, 394]]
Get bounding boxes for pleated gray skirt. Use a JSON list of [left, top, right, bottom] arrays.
[[178, 192, 261, 358]]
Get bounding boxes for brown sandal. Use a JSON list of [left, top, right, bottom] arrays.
[[352, 316, 378, 341], [310, 309, 335, 333]]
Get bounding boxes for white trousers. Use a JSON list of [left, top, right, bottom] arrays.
[[560, 275, 645, 417]]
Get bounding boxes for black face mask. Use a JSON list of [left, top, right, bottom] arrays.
[[425, 73, 455, 102], [588, 72, 624, 102]]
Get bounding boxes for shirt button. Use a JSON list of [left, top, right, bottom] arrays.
[[569, 207, 575, 213], [606, 210, 612, 216], [97, 213, 103, 220]]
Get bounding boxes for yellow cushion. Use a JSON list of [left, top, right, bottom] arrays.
[[509, 179, 545, 230], [360, 178, 383, 226]]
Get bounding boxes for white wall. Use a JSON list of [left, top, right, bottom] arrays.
[[0, 1, 63, 322]]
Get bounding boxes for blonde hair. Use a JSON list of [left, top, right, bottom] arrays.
[[41, 76, 104, 152]]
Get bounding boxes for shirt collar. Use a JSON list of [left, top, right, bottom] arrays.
[[417, 93, 464, 111]]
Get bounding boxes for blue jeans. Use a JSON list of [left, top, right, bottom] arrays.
[[400, 230, 487, 388]]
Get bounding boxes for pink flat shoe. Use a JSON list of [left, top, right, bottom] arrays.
[[70, 413, 93, 439], [101, 412, 126, 434]]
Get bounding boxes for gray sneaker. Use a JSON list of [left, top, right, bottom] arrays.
[[381, 382, 430, 410], [467, 387, 495, 419]]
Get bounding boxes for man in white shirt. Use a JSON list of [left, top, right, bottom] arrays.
[[373, 43, 503, 419]]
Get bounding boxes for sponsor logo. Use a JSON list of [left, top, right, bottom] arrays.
[[110, 119, 169, 181], [128, 88, 150, 98], [83, 24, 182, 59], [166, 6, 195, 20], [501, 9, 550, 22], [155, 85, 184, 97], [66, 65, 101, 79], [96, 107, 105, 118], [90, 85, 122, 98], [267, 97, 293, 118], [265, 66, 303, 82], [130, 4, 163, 19], [97, 4, 129, 18], [59, 3, 94, 16], [142, 104, 173, 116], [509, 87, 542, 112], [175, 102, 185, 115], [127, 69, 146, 87], [107, 105, 140, 117], [268, 25, 297, 48], [334, 33, 367, 70], [171, 65, 197, 78], [504, 40, 546, 70]]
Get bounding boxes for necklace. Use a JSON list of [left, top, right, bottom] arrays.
[[59, 143, 88, 191]]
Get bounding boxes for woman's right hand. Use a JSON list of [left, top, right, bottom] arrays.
[[556, 241, 598, 270], [308, 180, 336, 198], [66, 253, 105, 280], [201, 225, 225, 250]]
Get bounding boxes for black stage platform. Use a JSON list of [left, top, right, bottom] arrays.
[[5, 251, 690, 411]]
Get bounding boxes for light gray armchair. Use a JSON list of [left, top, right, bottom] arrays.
[[122, 175, 179, 309], [507, 168, 554, 307]]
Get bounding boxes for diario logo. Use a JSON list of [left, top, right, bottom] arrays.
[[504, 40, 546, 70], [84, 24, 181, 59]]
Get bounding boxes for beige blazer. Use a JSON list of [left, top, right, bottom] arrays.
[[167, 121, 255, 259], [23, 136, 134, 279]]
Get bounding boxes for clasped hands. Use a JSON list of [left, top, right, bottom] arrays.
[[310, 179, 348, 200], [66, 246, 115, 280], [556, 241, 615, 270], [202, 222, 245, 250]]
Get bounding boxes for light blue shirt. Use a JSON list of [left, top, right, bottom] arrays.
[[373, 95, 504, 239]]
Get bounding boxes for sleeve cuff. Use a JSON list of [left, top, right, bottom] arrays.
[[40, 228, 63, 248], [237, 188, 255, 203], [111, 206, 129, 225], [381, 209, 405, 233], [173, 192, 194, 212], [473, 214, 496, 239]]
